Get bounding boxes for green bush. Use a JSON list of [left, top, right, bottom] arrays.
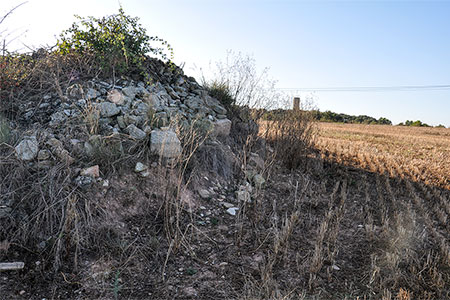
[[205, 80, 235, 109], [57, 8, 173, 76]]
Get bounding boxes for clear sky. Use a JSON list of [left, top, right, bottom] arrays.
[[2, 0, 449, 126]]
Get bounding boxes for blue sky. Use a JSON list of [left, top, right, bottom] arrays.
[[2, 0, 449, 126]]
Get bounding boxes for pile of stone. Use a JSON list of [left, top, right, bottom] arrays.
[[14, 58, 232, 161]]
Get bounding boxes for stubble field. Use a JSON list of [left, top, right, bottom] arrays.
[[308, 122, 450, 299]]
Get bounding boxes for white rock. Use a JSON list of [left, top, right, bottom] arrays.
[[226, 207, 238, 216], [15, 136, 39, 161], [134, 162, 147, 172], [213, 119, 232, 137], [332, 264, 340, 271]]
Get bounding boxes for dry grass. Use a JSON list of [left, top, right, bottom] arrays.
[[316, 123, 450, 190]]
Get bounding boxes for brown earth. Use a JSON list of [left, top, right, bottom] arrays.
[[1, 122, 449, 300]]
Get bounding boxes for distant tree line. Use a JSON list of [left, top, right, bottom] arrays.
[[261, 109, 392, 125], [397, 120, 446, 128], [312, 110, 392, 125], [261, 109, 448, 128]]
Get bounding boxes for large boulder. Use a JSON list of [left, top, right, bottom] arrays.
[[150, 129, 182, 158]]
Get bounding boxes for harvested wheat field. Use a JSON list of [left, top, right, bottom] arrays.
[[301, 122, 450, 299], [316, 123, 450, 190]]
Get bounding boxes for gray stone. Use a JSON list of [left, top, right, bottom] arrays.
[[150, 129, 182, 158], [236, 188, 251, 203], [198, 189, 211, 199], [166, 86, 180, 99], [253, 174, 265, 188], [222, 202, 235, 209], [49, 111, 67, 126], [124, 114, 144, 127], [15, 136, 39, 161], [37, 149, 51, 160], [134, 102, 150, 115], [139, 170, 151, 177], [86, 88, 100, 100], [122, 86, 137, 99], [213, 119, 232, 137], [134, 162, 147, 173], [126, 124, 147, 140], [226, 207, 238, 216], [38, 103, 50, 109], [210, 103, 227, 115], [100, 102, 120, 117], [75, 175, 93, 187], [116, 116, 126, 129]]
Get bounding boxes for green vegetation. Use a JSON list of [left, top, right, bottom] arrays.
[[398, 120, 431, 127], [57, 7, 173, 76], [262, 109, 393, 125], [204, 80, 235, 110], [314, 110, 392, 125]]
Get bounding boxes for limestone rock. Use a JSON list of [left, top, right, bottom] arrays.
[[99, 102, 120, 118], [134, 162, 148, 172], [85, 88, 100, 100], [122, 86, 137, 99], [15, 136, 39, 161], [198, 189, 211, 199], [150, 129, 182, 158], [213, 119, 232, 137], [126, 124, 147, 140], [226, 207, 238, 216]]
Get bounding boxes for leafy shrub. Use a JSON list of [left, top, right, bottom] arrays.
[[204, 80, 235, 109], [57, 8, 173, 77], [0, 54, 33, 91]]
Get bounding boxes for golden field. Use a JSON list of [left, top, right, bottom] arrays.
[[316, 122, 450, 190]]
